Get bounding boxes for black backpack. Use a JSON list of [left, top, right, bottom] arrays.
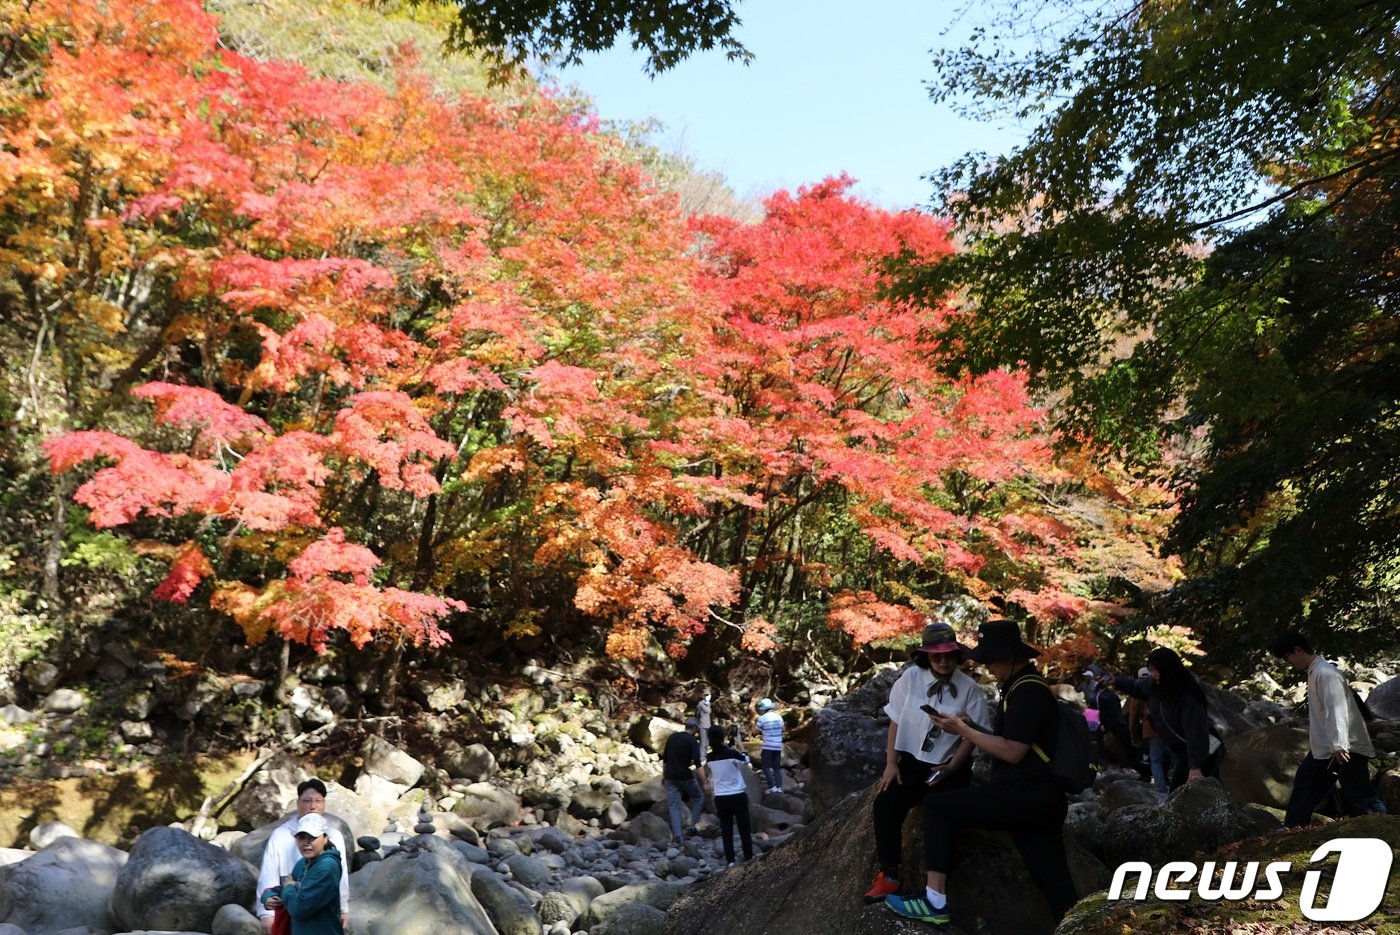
[[1004, 674, 1097, 794]]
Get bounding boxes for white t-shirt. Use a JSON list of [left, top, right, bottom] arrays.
[[757, 711, 784, 751], [706, 748, 751, 796], [255, 815, 350, 920], [885, 664, 993, 765]]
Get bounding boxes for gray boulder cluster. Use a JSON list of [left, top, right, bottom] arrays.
[[2, 651, 1397, 935], [0, 720, 814, 935]]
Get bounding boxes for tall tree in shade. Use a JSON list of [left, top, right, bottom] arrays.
[[894, 0, 1400, 656]]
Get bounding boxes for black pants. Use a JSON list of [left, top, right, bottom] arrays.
[[1284, 753, 1385, 827], [714, 792, 753, 862], [872, 752, 971, 878], [922, 775, 1076, 921]]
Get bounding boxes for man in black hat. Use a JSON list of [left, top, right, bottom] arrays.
[[883, 618, 1076, 926]]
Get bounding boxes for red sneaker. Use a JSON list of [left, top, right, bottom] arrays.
[[864, 871, 900, 902]]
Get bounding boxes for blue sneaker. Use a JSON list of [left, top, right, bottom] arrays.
[[883, 893, 951, 926]]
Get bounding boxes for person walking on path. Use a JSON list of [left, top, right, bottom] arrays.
[[662, 717, 709, 839], [756, 697, 785, 793], [704, 724, 754, 867], [255, 778, 349, 934], [864, 621, 992, 902], [1267, 630, 1386, 826], [1107, 647, 1212, 790], [884, 618, 1076, 927]]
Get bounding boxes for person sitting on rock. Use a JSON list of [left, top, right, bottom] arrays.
[[884, 618, 1076, 927], [263, 812, 344, 935], [864, 620, 992, 903], [755, 697, 785, 793], [662, 717, 709, 840], [705, 724, 754, 867], [256, 778, 349, 933], [1267, 629, 1387, 826]]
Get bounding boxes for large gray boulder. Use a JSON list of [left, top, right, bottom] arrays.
[[621, 811, 671, 847], [1201, 682, 1267, 735], [361, 735, 425, 788], [1163, 777, 1271, 850], [441, 740, 499, 781], [0, 837, 127, 934], [666, 783, 1107, 935], [227, 755, 310, 829], [1367, 675, 1400, 720], [470, 868, 543, 935], [354, 834, 500, 935], [805, 668, 899, 815], [1216, 721, 1310, 809], [1101, 778, 1270, 870], [211, 902, 263, 935], [591, 901, 667, 935], [627, 717, 682, 755], [1101, 805, 1195, 869], [109, 826, 257, 933], [451, 783, 521, 831], [28, 821, 80, 849], [582, 882, 685, 930]]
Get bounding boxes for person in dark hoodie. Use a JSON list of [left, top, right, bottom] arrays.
[[264, 812, 344, 935]]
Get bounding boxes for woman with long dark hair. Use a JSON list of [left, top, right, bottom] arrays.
[[1109, 647, 1212, 790]]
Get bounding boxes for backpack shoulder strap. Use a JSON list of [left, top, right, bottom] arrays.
[[1001, 672, 1054, 764]]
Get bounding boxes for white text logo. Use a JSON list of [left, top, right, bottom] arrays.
[[1108, 837, 1393, 922]]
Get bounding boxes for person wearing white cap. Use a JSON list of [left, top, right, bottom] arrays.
[[255, 779, 349, 932], [755, 697, 784, 793], [261, 811, 345, 935]]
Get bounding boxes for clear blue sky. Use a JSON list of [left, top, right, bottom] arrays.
[[556, 1, 1027, 211]]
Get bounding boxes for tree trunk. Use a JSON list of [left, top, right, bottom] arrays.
[[41, 471, 69, 602]]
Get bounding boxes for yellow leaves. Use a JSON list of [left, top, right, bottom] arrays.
[[504, 608, 542, 641], [211, 579, 285, 645], [74, 294, 128, 334]]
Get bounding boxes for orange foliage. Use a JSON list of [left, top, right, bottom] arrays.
[[20, 0, 1167, 664]]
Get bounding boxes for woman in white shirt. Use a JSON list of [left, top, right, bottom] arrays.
[[864, 621, 992, 902], [704, 725, 754, 866]]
